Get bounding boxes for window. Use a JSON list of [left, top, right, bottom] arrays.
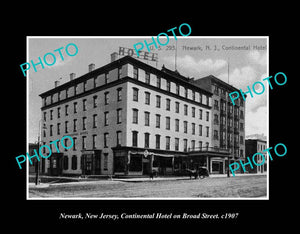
[[71, 155, 77, 170], [66, 88, 69, 98], [144, 111, 150, 126], [133, 88, 139, 101], [199, 124, 202, 136], [192, 90, 195, 101], [240, 99, 244, 107], [214, 85, 219, 95], [132, 109, 138, 124], [117, 108, 122, 124], [82, 99, 87, 111], [104, 92, 109, 105], [175, 102, 179, 113], [50, 110, 53, 120], [155, 134, 161, 149], [65, 121, 68, 133], [104, 133, 109, 148], [156, 114, 161, 128], [82, 117, 87, 130], [92, 134, 97, 149], [191, 140, 195, 150], [240, 136, 244, 144], [240, 110, 244, 119], [175, 119, 179, 132], [105, 72, 108, 84], [117, 88, 122, 101], [63, 156, 68, 170], [184, 104, 188, 115], [156, 95, 161, 108], [103, 153, 108, 170], [166, 80, 171, 92], [166, 98, 170, 111], [184, 87, 188, 98], [118, 67, 122, 79], [73, 102, 77, 114], [240, 122, 244, 131], [214, 100, 219, 110], [175, 138, 179, 151], [133, 67, 138, 79], [57, 107, 60, 118], [206, 111, 209, 121], [166, 117, 170, 130], [104, 111, 109, 126], [83, 81, 87, 92], [65, 105, 69, 116], [166, 136, 170, 150], [192, 123, 195, 135], [199, 109, 203, 119], [176, 84, 180, 95], [144, 133, 150, 148], [214, 130, 219, 140], [74, 84, 78, 95], [93, 77, 97, 88], [156, 76, 161, 88], [206, 126, 209, 137], [73, 119, 77, 132], [192, 107, 195, 117], [198, 141, 202, 149], [82, 136, 86, 150], [132, 131, 138, 147], [183, 139, 188, 152], [73, 137, 77, 151], [93, 114, 97, 128], [184, 121, 188, 133], [93, 95, 97, 108], [206, 95, 210, 105], [214, 114, 219, 124], [57, 123, 60, 135], [145, 72, 150, 84], [43, 112, 46, 121], [145, 92, 150, 105], [116, 131, 122, 146]]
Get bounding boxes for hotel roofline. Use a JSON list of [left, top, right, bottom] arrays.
[[39, 55, 213, 98]]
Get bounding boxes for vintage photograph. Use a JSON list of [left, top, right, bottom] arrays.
[[27, 36, 268, 199]]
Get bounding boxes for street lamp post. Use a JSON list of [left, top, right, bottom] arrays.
[[35, 120, 46, 185], [35, 136, 40, 185]]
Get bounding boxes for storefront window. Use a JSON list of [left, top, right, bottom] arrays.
[[129, 155, 142, 171]]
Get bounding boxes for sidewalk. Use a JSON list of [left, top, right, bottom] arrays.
[[29, 173, 266, 188]]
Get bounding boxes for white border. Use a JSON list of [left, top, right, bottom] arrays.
[[26, 36, 269, 200]]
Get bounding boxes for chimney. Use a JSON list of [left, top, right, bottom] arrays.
[[54, 80, 60, 88], [70, 73, 76, 81], [88, 63, 95, 72], [111, 52, 119, 62]]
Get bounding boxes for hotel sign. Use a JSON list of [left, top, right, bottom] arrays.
[[118, 46, 158, 62]]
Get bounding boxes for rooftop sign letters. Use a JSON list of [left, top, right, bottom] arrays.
[[118, 46, 158, 62]]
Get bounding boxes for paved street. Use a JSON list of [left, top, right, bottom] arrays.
[[29, 174, 267, 198]]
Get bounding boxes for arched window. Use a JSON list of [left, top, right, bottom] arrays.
[[63, 156, 68, 170], [72, 155, 77, 170]]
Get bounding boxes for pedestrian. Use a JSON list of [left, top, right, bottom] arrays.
[[149, 171, 154, 180]]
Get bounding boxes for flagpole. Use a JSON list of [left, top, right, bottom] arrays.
[[227, 57, 230, 84], [175, 39, 178, 71]]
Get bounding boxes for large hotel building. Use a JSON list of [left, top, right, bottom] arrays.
[[38, 52, 246, 176]]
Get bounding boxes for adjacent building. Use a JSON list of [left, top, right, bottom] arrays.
[[38, 53, 246, 176], [192, 76, 246, 173], [245, 135, 267, 173]]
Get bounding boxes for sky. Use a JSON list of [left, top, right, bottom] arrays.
[[28, 36, 268, 143]]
